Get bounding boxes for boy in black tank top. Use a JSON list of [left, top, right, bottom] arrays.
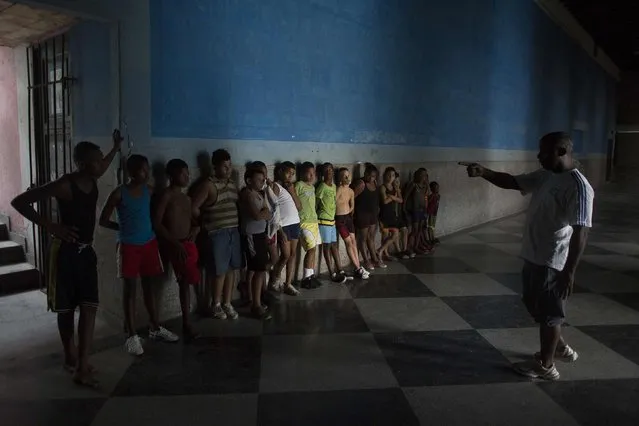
[[11, 130, 121, 388]]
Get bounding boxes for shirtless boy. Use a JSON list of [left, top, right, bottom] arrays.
[[153, 159, 201, 341], [335, 168, 370, 279]]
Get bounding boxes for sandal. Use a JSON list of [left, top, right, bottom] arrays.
[[283, 285, 300, 296]]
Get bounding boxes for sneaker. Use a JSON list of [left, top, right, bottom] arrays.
[[409, 252, 417, 259], [212, 304, 227, 320], [331, 272, 347, 284], [251, 306, 272, 321], [300, 277, 314, 289], [149, 326, 179, 343], [355, 267, 370, 280], [223, 303, 239, 320], [513, 360, 560, 381], [534, 345, 579, 363], [376, 261, 388, 269], [125, 335, 144, 356], [339, 270, 354, 281], [310, 275, 323, 289], [365, 262, 375, 271]]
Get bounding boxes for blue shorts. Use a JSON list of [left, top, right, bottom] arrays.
[[319, 225, 337, 244], [206, 227, 243, 276], [281, 223, 301, 241]]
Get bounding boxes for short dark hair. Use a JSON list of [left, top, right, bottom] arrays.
[[73, 141, 101, 163], [300, 162, 315, 175], [429, 181, 439, 190], [166, 158, 188, 177], [364, 163, 378, 176], [384, 167, 396, 177], [244, 166, 264, 182], [126, 154, 149, 174], [541, 131, 572, 149], [251, 161, 266, 169], [413, 167, 426, 182], [211, 149, 231, 166], [337, 167, 349, 175]]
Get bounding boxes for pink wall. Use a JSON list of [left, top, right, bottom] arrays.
[[0, 47, 25, 233]]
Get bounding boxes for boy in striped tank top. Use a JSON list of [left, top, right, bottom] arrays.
[[191, 149, 241, 320]]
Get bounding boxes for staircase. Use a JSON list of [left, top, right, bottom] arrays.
[[0, 216, 40, 296]]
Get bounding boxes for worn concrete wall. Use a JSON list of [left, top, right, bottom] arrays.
[[0, 47, 25, 233], [9, 0, 615, 328]]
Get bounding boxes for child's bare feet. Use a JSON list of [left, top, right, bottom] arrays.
[[73, 370, 99, 389], [183, 325, 200, 344]]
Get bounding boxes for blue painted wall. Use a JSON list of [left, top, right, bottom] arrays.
[[150, 0, 615, 153], [69, 20, 112, 139]]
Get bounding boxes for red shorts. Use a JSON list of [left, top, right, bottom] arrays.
[[118, 238, 164, 279], [169, 241, 201, 285]]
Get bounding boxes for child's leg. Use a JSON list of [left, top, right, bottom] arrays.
[[268, 241, 279, 271], [141, 276, 160, 331], [58, 312, 76, 369], [357, 227, 370, 266], [304, 246, 317, 273], [401, 228, 409, 252], [366, 224, 380, 263], [378, 229, 399, 259], [123, 278, 138, 337], [322, 244, 334, 276], [276, 239, 291, 283], [74, 305, 97, 385], [251, 271, 266, 310], [330, 242, 342, 272], [223, 270, 236, 306], [286, 239, 299, 285], [177, 280, 193, 334], [345, 234, 362, 269]]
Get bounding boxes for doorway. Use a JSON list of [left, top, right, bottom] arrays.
[[27, 33, 73, 288]]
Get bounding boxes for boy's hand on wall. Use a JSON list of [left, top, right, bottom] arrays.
[[112, 129, 123, 151]]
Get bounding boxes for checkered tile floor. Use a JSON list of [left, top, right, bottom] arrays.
[[3, 197, 639, 425]]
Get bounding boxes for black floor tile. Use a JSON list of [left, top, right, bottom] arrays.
[[112, 336, 261, 396], [348, 274, 434, 299], [442, 295, 537, 329], [0, 398, 106, 426], [262, 299, 369, 335], [257, 388, 419, 426], [577, 324, 639, 365], [488, 273, 590, 294], [602, 292, 639, 312], [494, 225, 524, 234], [403, 257, 478, 274], [538, 379, 639, 426], [471, 233, 522, 243], [375, 330, 525, 386], [583, 244, 618, 256]]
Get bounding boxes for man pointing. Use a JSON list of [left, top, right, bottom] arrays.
[[461, 131, 594, 380]]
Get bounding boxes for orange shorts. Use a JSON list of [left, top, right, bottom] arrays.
[[169, 241, 201, 285]]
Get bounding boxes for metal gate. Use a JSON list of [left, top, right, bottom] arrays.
[[27, 33, 73, 288]]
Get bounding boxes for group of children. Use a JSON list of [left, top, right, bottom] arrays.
[[10, 130, 440, 388]]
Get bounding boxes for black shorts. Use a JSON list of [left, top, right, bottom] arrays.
[[521, 261, 565, 327], [281, 223, 301, 241], [47, 240, 99, 313], [244, 233, 269, 272], [355, 211, 378, 229]]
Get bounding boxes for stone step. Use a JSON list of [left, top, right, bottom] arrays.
[[0, 240, 26, 266], [0, 262, 41, 296]]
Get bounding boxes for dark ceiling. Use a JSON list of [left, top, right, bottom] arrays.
[[561, 0, 639, 71]]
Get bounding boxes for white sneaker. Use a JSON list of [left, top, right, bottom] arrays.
[[513, 360, 560, 381], [356, 267, 370, 280], [149, 326, 179, 343], [223, 303, 239, 320], [534, 345, 579, 363], [213, 303, 227, 320], [125, 335, 144, 356]]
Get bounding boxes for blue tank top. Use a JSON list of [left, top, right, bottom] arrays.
[[117, 185, 155, 245]]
